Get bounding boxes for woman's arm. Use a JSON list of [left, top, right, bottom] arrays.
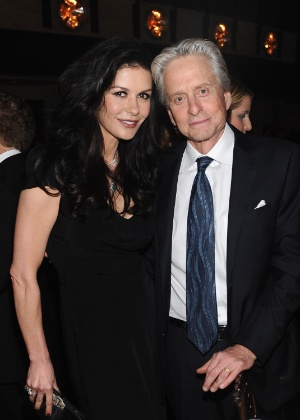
[[10, 187, 60, 416]]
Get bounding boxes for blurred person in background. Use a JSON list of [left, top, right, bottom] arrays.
[[227, 77, 254, 134], [0, 89, 35, 420]]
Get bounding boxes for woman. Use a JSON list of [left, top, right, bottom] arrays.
[[10, 37, 162, 420], [227, 77, 254, 133]]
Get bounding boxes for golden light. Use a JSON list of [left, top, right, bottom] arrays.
[[264, 31, 277, 55], [58, 0, 86, 30], [214, 23, 230, 48], [146, 9, 168, 38]]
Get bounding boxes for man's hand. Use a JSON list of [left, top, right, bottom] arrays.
[[196, 344, 256, 392]]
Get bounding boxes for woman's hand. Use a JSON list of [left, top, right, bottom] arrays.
[[11, 187, 61, 416], [26, 358, 59, 416]]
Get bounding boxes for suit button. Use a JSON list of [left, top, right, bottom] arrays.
[[161, 332, 165, 339]]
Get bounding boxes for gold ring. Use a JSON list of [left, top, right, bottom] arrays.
[[224, 368, 231, 373]]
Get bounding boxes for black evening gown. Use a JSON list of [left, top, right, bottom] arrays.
[[25, 178, 161, 420]]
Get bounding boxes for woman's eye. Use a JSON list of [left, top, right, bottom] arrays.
[[113, 91, 126, 97], [139, 93, 151, 100], [239, 113, 247, 119]]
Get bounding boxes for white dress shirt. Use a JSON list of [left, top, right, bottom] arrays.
[[0, 149, 21, 163], [170, 123, 234, 326]]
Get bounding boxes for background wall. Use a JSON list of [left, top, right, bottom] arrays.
[[1, 0, 299, 142]]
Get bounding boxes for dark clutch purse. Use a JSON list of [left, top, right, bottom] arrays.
[[233, 372, 261, 420], [25, 387, 85, 420]]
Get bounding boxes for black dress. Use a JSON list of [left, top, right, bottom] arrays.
[[26, 178, 160, 420]]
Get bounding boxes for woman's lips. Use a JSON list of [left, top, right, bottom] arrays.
[[118, 119, 139, 128]]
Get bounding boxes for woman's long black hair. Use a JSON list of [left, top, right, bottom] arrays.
[[33, 37, 161, 219]]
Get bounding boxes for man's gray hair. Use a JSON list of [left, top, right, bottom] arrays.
[[151, 38, 231, 107]]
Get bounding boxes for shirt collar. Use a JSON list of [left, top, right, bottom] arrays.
[[181, 123, 234, 172], [0, 149, 21, 163]]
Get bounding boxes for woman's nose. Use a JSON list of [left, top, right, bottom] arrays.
[[126, 97, 139, 115], [244, 116, 252, 132]]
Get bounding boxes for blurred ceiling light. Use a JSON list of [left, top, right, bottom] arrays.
[[214, 23, 230, 48], [264, 31, 277, 55], [146, 9, 168, 38], [58, 0, 86, 30]]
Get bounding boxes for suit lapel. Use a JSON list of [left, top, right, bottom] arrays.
[[227, 135, 257, 281]]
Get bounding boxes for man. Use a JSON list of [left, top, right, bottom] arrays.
[[151, 38, 300, 420], [0, 89, 35, 419]]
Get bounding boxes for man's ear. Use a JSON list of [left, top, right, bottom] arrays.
[[224, 91, 232, 111], [168, 109, 176, 126]]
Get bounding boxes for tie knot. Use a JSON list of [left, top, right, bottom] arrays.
[[196, 156, 213, 172]]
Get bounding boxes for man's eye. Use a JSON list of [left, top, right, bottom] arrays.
[[174, 96, 185, 104], [196, 88, 209, 96]]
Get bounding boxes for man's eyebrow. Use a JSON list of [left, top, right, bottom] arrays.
[[168, 83, 211, 95]]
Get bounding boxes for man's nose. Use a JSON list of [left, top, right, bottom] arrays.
[[187, 96, 202, 115]]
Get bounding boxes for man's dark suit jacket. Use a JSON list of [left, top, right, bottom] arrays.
[[153, 126, 300, 411], [0, 153, 28, 384]]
